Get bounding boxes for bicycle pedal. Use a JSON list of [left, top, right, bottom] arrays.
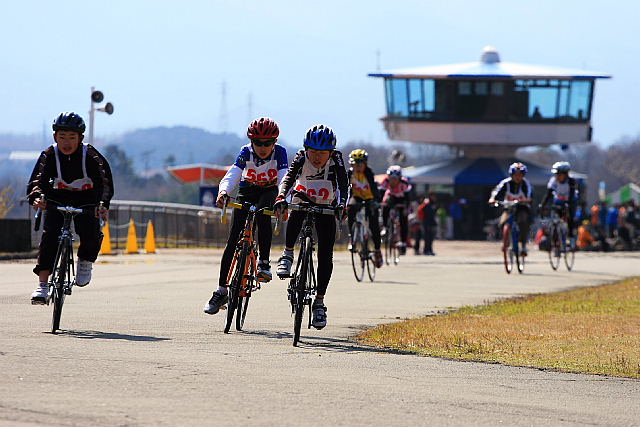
[[64, 288, 72, 295], [218, 305, 227, 311]]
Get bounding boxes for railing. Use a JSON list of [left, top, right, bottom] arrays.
[[29, 199, 346, 251]]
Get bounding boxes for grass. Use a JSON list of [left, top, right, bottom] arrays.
[[357, 277, 640, 378]]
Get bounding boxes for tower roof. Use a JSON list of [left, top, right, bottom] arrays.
[[369, 46, 611, 80]]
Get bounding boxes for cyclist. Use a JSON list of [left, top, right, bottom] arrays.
[[488, 162, 533, 255], [27, 112, 113, 304], [273, 124, 348, 329], [204, 117, 288, 315], [540, 161, 579, 247], [346, 149, 383, 268], [380, 165, 412, 255]]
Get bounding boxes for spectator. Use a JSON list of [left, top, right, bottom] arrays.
[[436, 204, 448, 240], [606, 205, 619, 238], [449, 199, 463, 239], [418, 192, 437, 255], [577, 220, 596, 250]]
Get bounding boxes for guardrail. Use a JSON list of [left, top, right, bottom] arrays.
[[28, 199, 346, 251]]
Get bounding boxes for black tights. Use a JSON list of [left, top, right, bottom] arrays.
[[218, 187, 276, 287], [285, 210, 336, 296]]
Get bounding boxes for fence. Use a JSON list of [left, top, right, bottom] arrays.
[[27, 199, 346, 251]]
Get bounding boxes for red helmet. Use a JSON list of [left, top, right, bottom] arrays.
[[247, 117, 279, 139]]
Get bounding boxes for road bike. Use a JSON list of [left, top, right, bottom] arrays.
[[383, 204, 404, 265], [546, 205, 575, 271], [220, 199, 278, 333], [496, 200, 526, 274], [279, 191, 339, 346], [34, 202, 103, 333], [349, 200, 377, 282]]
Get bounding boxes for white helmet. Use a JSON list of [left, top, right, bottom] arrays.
[[386, 165, 402, 178]]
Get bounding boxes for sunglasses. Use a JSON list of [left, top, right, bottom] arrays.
[[251, 139, 276, 147]]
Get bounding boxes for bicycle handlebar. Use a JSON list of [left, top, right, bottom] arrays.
[[34, 202, 104, 231]]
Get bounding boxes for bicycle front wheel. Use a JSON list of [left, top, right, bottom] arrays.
[[548, 227, 561, 271], [365, 235, 376, 282], [293, 236, 311, 347], [236, 254, 255, 331], [350, 223, 365, 282], [564, 238, 575, 271], [502, 224, 513, 274], [225, 244, 248, 334], [51, 243, 69, 333]]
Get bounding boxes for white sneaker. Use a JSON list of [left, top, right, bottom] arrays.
[[76, 259, 93, 287], [31, 283, 49, 305]]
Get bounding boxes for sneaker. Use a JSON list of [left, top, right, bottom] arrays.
[[347, 241, 354, 252], [311, 303, 327, 329], [30, 283, 49, 305], [380, 227, 387, 237], [277, 255, 293, 278], [203, 290, 228, 315], [75, 259, 93, 287], [374, 250, 383, 268], [257, 260, 272, 282]]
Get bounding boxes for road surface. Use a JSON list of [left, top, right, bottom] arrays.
[[1, 242, 639, 426]]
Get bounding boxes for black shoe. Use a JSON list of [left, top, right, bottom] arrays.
[[311, 303, 327, 329], [203, 290, 228, 315]]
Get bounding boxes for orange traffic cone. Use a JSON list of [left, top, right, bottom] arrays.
[[125, 218, 139, 254], [144, 220, 157, 254], [100, 220, 112, 255]]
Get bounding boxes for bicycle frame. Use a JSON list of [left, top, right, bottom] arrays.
[[221, 200, 276, 332]]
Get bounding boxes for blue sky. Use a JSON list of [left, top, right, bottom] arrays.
[[1, 0, 638, 147]]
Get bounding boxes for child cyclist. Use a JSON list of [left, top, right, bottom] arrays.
[[347, 149, 383, 268], [204, 117, 288, 315], [380, 165, 412, 255], [27, 112, 113, 304], [273, 125, 348, 329]]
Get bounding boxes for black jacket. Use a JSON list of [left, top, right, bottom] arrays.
[[27, 143, 114, 208]]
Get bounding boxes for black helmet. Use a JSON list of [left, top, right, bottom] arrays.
[[52, 112, 86, 134]]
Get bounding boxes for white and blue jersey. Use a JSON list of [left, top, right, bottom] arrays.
[[546, 176, 578, 204], [219, 143, 288, 194]]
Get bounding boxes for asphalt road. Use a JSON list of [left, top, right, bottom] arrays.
[[1, 242, 639, 426]]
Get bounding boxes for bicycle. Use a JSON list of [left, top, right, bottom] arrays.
[[278, 191, 340, 347], [220, 198, 278, 333], [495, 200, 526, 274], [546, 205, 575, 271], [383, 204, 404, 265], [349, 200, 377, 282], [34, 202, 103, 334]]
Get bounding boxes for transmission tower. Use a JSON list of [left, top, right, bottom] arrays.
[[247, 91, 253, 124], [218, 80, 229, 133]]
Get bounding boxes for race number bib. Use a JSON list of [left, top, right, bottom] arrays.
[[243, 161, 278, 186], [294, 179, 334, 204]]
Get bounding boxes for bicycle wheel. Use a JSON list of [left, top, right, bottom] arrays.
[[517, 245, 525, 274], [293, 237, 310, 346], [350, 223, 365, 282], [564, 236, 575, 271], [548, 227, 561, 271], [502, 224, 513, 274], [512, 227, 524, 274], [365, 235, 376, 282], [383, 221, 392, 266], [51, 242, 68, 333], [236, 254, 255, 331], [225, 244, 247, 334]]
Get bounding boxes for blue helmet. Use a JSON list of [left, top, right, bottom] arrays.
[[508, 162, 527, 175], [52, 112, 86, 134], [303, 125, 336, 150]]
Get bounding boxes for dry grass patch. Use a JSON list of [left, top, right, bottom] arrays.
[[357, 277, 640, 378]]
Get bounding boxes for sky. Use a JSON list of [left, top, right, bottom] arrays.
[[1, 0, 638, 147]]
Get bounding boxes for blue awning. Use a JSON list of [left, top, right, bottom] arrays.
[[403, 157, 585, 186]]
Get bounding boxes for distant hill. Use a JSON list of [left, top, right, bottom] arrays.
[[108, 126, 245, 171]]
